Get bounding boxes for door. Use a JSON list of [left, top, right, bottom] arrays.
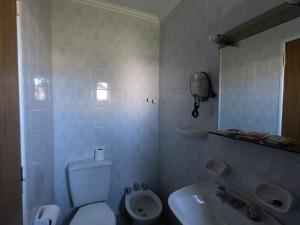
[[0, 0, 23, 225], [282, 38, 300, 145]]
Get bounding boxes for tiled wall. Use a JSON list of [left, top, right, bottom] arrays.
[[159, 0, 300, 224], [18, 0, 54, 225], [220, 17, 300, 134], [19, 1, 300, 225], [160, 132, 300, 225], [51, 1, 159, 224]]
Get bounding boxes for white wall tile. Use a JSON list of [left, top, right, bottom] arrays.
[[52, 1, 159, 224], [159, 0, 300, 224], [19, 0, 54, 225]]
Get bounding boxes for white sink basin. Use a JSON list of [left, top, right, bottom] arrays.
[[168, 183, 282, 225]]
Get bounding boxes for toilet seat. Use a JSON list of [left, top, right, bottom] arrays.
[[70, 203, 116, 225]]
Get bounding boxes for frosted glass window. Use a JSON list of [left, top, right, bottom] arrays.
[[96, 82, 108, 102], [33, 76, 47, 101]]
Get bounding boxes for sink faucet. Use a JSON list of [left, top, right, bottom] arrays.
[[216, 186, 227, 198], [216, 186, 263, 222], [247, 204, 262, 221], [216, 186, 245, 209]]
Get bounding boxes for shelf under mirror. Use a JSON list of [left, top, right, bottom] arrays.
[[208, 131, 300, 154]]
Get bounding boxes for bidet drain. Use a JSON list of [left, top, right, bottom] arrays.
[[138, 208, 144, 212]]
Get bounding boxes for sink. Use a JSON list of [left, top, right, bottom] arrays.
[[168, 183, 282, 225]]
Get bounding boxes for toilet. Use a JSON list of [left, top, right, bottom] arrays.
[[67, 159, 116, 225], [125, 188, 162, 225]]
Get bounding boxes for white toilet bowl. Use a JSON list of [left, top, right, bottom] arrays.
[[125, 189, 162, 225], [67, 160, 116, 225]]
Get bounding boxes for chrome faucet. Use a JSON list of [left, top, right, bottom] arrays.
[[125, 187, 132, 194], [216, 186, 227, 198], [141, 183, 149, 190], [216, 186, 245, 209], [133, 183, 140, 191], [216, 186, 262, 222], [247, 204, 262, 221]]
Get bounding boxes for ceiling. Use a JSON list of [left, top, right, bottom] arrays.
[[100, 0, 181, 20]]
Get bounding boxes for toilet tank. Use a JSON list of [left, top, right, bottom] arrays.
[[68, 160, 112, 207]]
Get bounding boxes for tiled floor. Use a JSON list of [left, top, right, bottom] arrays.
[[116, 214, 168, 225]]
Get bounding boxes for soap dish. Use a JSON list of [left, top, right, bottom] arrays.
[[253, 183, 298, 213], [176, 127, 207, 138], [205, 159, 230, 176]]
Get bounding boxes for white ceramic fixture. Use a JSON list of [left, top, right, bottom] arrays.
[[125, 189, 162, 225], [34, 205, 60, 225], [67, 160, 116, 225], [205, 159, 230, 176], [254, 183, 298, 213], [168, 182, 282, 225], [176, 127, 207, 138]]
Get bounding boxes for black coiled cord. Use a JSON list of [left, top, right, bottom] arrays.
[[192, 100, 200, 118]]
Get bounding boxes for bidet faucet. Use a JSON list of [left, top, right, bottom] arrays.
[[133, 183, 140, 191], [125, 187, 132, 194], [141, 183, 149, 190]]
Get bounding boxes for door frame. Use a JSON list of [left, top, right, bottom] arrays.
[[280, 35, 300, 135], [0, 0, 23, 224]]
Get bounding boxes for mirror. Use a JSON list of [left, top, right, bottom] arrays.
[[219, 16, 300, 144]]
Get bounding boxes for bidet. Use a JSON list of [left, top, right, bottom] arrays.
[[125, 184, 162, 225]]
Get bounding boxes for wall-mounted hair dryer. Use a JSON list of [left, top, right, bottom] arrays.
[[190, 72, 216, 118]]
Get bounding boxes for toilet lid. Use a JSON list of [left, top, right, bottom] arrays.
[[70, 203, 116, 225]]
